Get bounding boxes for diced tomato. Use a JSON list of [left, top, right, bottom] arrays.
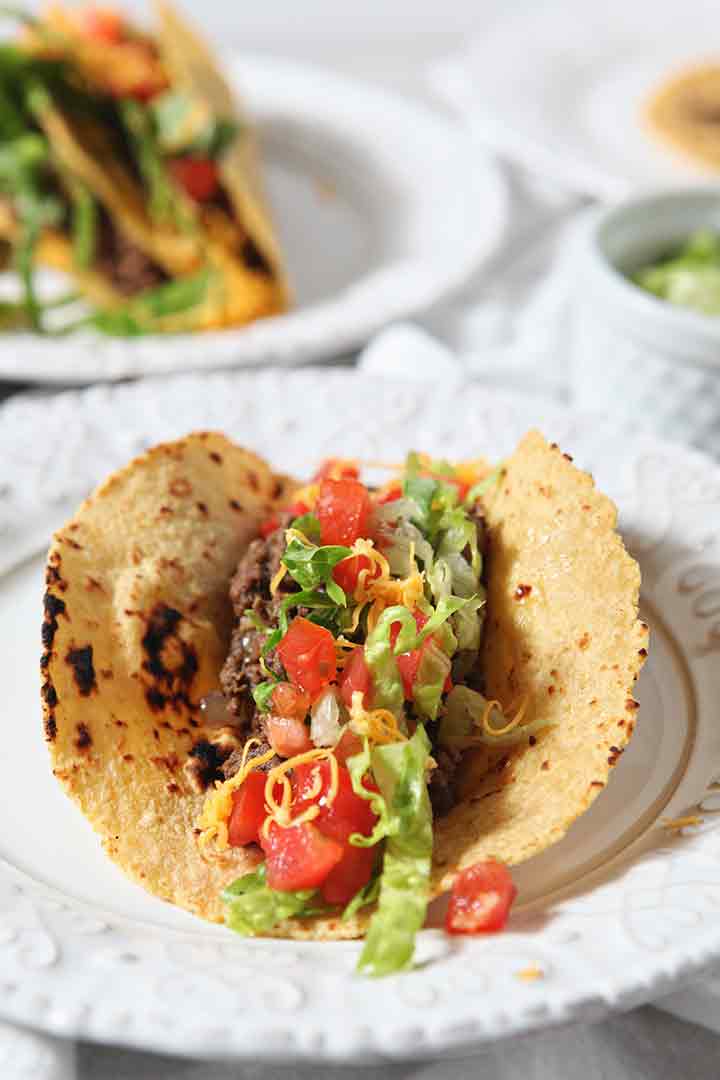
[[376, 483, 402, 505], [321, 843, 375, 905], [454, 480, 471, 503], [266, 714, 313, 759], [332, 554, 379, 596], [313, 459, 360, 483], [445, 860, 517, 935], [168, 156, 220, 202], [390, 611, 428, 700], [81, 7, 123, 42], [259, 514, 280, 538], [316, 478, 371, 547], [288, 500, 310, 517], [261, 820, 343, 891], [227, 772, 267, 847], [272, 682, 311, 721], [277, 617, 337, 701], [338, 647, 372, 709], [293, 760, 377, 842], [333, 727, 363, 766]]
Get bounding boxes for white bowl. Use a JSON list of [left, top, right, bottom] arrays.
[[571, 189, 720, 458]]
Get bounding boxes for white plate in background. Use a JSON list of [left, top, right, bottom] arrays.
[[0, 55, 506, 384], [1, 369, 720, 1062], [432, 0, 720, 200]]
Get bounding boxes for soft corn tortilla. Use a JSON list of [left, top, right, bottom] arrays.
[[42, 431, 646, 939], [645, 63, 720, 172]]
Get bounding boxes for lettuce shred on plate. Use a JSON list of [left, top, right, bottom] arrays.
[[197, 453, 531, 975]]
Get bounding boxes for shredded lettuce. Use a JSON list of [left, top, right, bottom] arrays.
[[290, 511, 321, 542], [465, 464, 503, 506], [438, 685, 549, 747], [412, 638, 451, 721], [357, 725, 433, 976], [342, 871, 381, 921], [281, 537, 351, 597], [252, 678, 278, 713], [223, 865, 317, 935], [363, 606, 416, 714], [346, 738, 393, 848]]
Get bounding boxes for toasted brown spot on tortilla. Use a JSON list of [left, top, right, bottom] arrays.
[[159, 505, 173, 515], [44, 714, 57, 741], [626, 698, 640, 710], [229, 498, 243, 511], [578, 632, 591, 649], [100, 668, 113, 680], [42, 680, 58, 709], [541, 761, 551, 771], [196, 501, 208, 516], [46, 563, 67, 591], [75, 723, 92, 750], [209, 451, 222, 464], [63, 537, 83, 550], [167, 782, 180, 795], [65, 645, 97, 696], [42, 592, 67, 653], [639, 647, 648, 657], [514, 584, 533, 600], [591, 780, 605, 788], [169, 477, 192, 497], [84, 576, 104, 592], [123, 754, 134, 762]]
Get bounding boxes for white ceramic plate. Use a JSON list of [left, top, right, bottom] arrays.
[[0, 55, 506, 385], [2, 369, 720, 1063], [434, 0, 720, 200]]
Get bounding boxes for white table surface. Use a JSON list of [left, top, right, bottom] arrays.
[[4, 5, 720, 1077]]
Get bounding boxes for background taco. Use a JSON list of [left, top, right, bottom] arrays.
[[0, 2, 288, 334], [42, 431, 645, 953]]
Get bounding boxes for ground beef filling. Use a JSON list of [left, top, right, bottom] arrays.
[[218, 512, 296, 775], [217, 508, 489, 816], [94, 209, 168, 295]]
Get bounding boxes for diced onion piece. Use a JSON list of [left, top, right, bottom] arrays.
[[310, 687, 342, 747]]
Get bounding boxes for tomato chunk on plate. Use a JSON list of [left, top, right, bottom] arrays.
[[277, 617, 337, 701], [227, 772, 268, 847], [316, 477, 371, 546], [445, 860, 517, 935], [261, 821, 343, 892]]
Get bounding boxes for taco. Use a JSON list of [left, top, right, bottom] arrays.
[[42, 431, 647, 975], [645, 62, 720, 173], [0, 3, 288, 334]]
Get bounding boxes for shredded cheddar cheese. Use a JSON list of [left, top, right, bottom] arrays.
[[348, 537, 425, 631], [480, 696, 528, 738], [349, 690, 406, 746], [661, 814, 704, 832], [269, 561, 287, 596], [517, 966, 545, 982], [261, 747, 340, 836], [197, 738, 276, 851], [291, 481, 319, 509]]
